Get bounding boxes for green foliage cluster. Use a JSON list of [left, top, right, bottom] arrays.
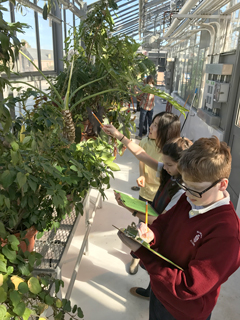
[[0, 222, 84, 319], [0, 94, 118, 234], [54, 0, 156, 126], [0, 0, 28, 90]]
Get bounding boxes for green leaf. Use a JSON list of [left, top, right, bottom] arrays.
[[0, 221, 7, 239], [55, 299, 62, 308], [13, 302, 26, 316], [9, 290, 21, 306], [17, 172, 27, 188], [18, 263, 31, 276], [0, 287, 7, 303], [0, 261, 7, 273], [70, 165, 78, 172], [22, 136, 31, 144], [2, 246, 17, 262], [3, 312, 12, 320], [28, 277, 42, 294], [10, 150, 21, 165], [22, 307, 33, 320], [28, 179, 37, 192], [45, 294, 54, 306], [0, 170, 16, 188], [42, 3, 48, 20], [8, 235, 20, 251], [72, 304, 77, 313], [106, 162, 120, 171], [0, 305, 7, 317], [4, 197, 10, 209], [77, 307, 84, 318], [0, 33, 10, 51], [10, 141, 19, 151], [6, 266, 13, 276], [63, 300, 71, 312], [18, 282, 29, 294]]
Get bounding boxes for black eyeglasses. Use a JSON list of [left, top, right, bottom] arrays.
[[176, 179, 222, 198]]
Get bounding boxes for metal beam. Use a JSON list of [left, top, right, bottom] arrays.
[[113, 8, 139, 21], [111, 4, 139, 17], [17, 0, 62, 23], [114, 19, 139, 32], [144, 0, 168, 9], [171, 14, 231, 19], [223, 2, 240, 14], [114, 13, 138, 25]]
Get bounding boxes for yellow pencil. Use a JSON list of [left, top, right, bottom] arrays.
[[145, 201, 148, 225], [91, 111, 104, 127]]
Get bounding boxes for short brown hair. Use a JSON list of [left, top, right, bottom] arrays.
[[153, 112, 181, 151], [146, 75, 154, 85], [178, 136, 232, 182]]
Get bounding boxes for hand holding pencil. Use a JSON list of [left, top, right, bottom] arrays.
[[137, 222, 154, 243]]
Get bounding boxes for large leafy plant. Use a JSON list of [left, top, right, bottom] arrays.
[[54, 0, 187, 142], [0, 96, 118, 234]]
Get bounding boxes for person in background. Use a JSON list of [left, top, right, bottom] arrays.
[[118, 136, 240, 320], [129, 112, 181, 275], [136, 75, 155, 140]]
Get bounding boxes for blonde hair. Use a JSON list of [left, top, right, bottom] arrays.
[[178, 136, 232, 182]]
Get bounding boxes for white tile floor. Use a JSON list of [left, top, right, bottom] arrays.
[[61, 98, 240, 320]]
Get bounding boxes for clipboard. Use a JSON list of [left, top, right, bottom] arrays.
[[113, 225, 183, 271], [114, 190, 158, 217]]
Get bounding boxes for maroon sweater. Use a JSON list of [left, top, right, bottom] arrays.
[[134, 194, 240, 320]]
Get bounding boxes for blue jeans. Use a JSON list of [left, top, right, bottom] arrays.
[[149, 290, 211, 320], [139, 108, 153, 137]]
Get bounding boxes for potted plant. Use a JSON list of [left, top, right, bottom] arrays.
[[0, 221, 84, 320], [0, 93, 119, 244]]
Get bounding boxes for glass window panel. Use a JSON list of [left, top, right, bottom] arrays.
[[172, 53, 179, 91], [75, 14, 80, 27], [196, 48, 209, 109], [1, 1, 11, 22], [180, 50, 187, 99], [37, 0, 54, 71], [15, 6, 39, 72], [62, 8, 66, 51], [184, 46, 194, 101], [38, 14, 55, 71], [224, 8, 240, 51], [66, 8, 74, 35]]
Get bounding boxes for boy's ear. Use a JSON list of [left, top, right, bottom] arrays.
[[219, 178, 228, 191]]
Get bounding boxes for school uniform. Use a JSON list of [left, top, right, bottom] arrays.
[[134, 192, 240, 320]]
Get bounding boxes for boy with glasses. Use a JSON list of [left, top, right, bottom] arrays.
[[118, 136, 240, 320]]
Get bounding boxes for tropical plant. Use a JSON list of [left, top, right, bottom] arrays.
[[54, 0, 187, 145], [0, 95, 118, 235]]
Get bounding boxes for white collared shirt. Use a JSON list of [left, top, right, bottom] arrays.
[[187, 191, 230, 218]]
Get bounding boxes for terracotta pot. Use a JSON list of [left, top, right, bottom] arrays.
[[1, 226, 37, 253]]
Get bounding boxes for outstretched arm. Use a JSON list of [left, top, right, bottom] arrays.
[[102, 124, 158, 171]]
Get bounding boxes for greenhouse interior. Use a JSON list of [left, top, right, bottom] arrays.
[[1, 0, 240, 319]]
